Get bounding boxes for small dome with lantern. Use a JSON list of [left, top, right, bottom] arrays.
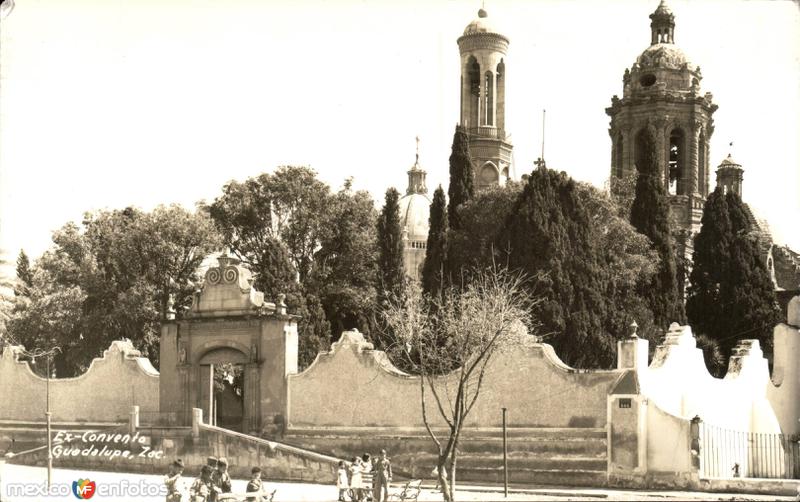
[[398, 138, 431, 242]]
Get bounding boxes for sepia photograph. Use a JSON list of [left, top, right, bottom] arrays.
[[0, 0, 799, 500]]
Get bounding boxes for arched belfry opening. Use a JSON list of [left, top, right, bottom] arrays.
[[478, 162, 500, 188], [669, 129, 686, 195], [615, 134, 624, 178], [634, 128, 655, 175], [159, 254, 299, 434], [483, 71, 494, 126], [467, 57, 480, 128], [698, 132, 707, 195]]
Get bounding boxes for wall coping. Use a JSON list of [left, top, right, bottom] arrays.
[[0, 340, 159, 383]]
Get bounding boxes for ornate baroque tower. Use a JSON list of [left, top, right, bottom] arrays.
[[606, 0, 718, 250], [458, 8, 513, 189]]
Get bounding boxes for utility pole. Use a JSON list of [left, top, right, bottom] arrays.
[[534, 109, 547, 169], [502, 407, 508, 497]]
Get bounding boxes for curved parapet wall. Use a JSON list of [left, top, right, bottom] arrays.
[[287, 330, 620, 428], [0, 340, 159, 422], [640, 323, 781, 434], [767, 296, 800, 435]]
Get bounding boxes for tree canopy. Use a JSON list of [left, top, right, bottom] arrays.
[[7, 205, 220, 375], [687, 188, 781, 363]]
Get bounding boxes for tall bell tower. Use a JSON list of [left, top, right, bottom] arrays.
[[458, 8, 513, 189], [606, 0, 718, 255]]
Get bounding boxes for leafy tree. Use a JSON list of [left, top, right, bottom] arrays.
[[447, 126, 475, 231], [576, 182, 660, 352], [629, 131, 685, 328], [609, 170, 638, 220], [310, 181, 378, 338], [381, 270, 535, 502], [15, 250, 33, 297], [376, 187, 405, 305], [6, 206, 220, 375], [447, 182, 523, 276], [206, 165, 331, 284], [422, 186, 448, 298]]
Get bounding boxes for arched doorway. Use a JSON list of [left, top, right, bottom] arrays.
[[197, 346, 248, 432]]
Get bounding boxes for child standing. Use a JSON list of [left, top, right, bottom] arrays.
[[336, 460, 350, 502], [361, 454, 374, 502], [349, 457, 363, 502]]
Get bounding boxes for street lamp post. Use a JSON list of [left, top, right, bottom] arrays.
[[25, 346, 60, 489], [45, 353, 52, 489]]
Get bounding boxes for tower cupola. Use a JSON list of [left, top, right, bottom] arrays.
[[715, 154, 744, 198], [406, 136, 428, 196], [650, 0, 675, 45]]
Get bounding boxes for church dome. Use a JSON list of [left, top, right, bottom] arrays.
[[398, 192, 431, 242], [463, 8, 499, 36], [635, 43, 692, 71]]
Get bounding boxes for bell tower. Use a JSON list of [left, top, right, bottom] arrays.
[[458, 8, 513, 189], [606, 0, 718, 256]]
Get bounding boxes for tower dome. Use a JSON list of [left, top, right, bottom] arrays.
[[462, 8, 503, 37], [398, 138, 431, 282]]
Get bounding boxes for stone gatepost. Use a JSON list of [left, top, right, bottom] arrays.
[[608, 324, 649, 485]]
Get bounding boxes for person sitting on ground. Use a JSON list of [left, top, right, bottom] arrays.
[[349, 456, 364, 502], [245, 466, 265, 501], [164, 458, 184, 502], [206, 457, 220, 502], [190, 465, 215, 502], [361, 453, 374, 502], [216, 457, 232, 496], [336, 460, 350, 502]]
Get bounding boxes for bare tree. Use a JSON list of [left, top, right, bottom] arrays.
[[381, 268, 537, 502]]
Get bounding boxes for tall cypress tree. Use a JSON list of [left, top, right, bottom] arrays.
[[687, 188, 780, 361], [15, 250, 33, 297], [377, 187, 405, 304], [422, 186, 448, 298], [447, 126, 475, 230], [686, 188, 731, 344], [722, 192, 781, 356], [496, 166, 608, 368], [629, 131, 684, 328]]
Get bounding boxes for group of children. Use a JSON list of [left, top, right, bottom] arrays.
[[336, 449, 393, 502], [163, 456, 270, 502]]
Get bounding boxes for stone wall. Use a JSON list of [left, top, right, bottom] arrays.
[[6, 409, 339, 484], [637, 324, 782, 435], [287, 330, 620, 429], [0, 341, 159, 423], [767, 296, 800, 435]]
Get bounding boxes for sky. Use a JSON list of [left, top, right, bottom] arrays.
[[0, 0, 798, 264]]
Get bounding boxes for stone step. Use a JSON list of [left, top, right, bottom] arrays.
[[455, 466, 608, 487], [456, 437, 607, 456], [286, 426, 607, 441], [392, 453, 607, 472]]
